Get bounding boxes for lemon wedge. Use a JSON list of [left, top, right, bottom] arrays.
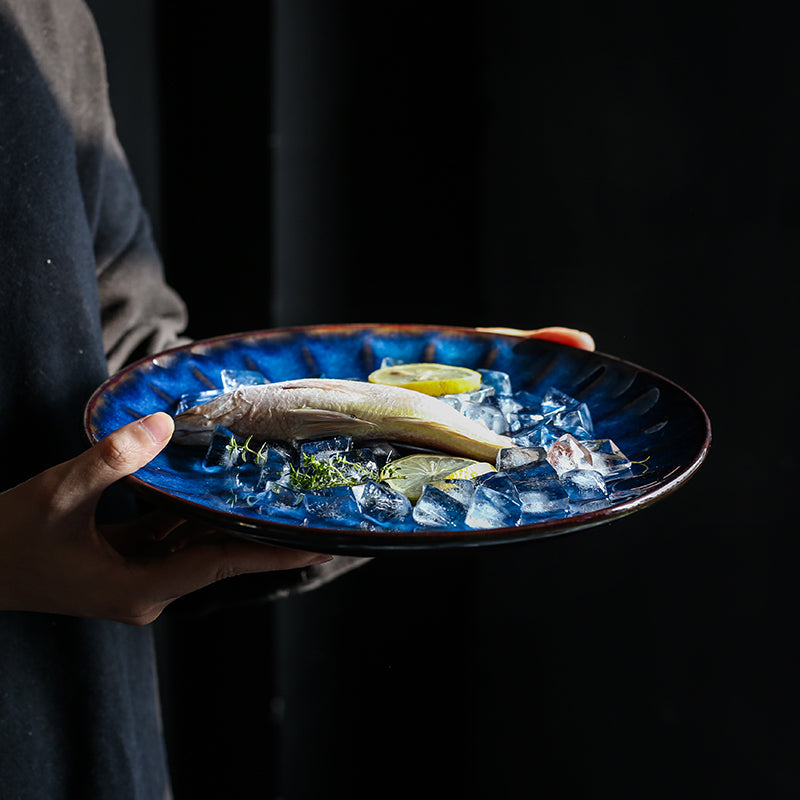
[[384, 454, 495, 501], [368, 362, 481, 396]]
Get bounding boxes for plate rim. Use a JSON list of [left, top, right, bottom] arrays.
[[84, 322, 712, 554]]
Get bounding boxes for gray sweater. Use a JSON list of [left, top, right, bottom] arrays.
[[0, 2, 357, 796]]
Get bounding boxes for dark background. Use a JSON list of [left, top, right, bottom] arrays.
[[88, 2, 796, 797]]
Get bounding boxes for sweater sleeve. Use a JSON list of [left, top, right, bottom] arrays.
[[85, 69, 191, 373], [58, 0, 190, 372], [92, 157, 192, 373]]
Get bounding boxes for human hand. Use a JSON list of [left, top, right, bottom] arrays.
[[0, 413, 331, 625], [476, 326, 595, 351]]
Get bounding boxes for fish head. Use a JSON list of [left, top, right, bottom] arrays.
[[171, 408, 217, 446], [170, 388, 256, 446]]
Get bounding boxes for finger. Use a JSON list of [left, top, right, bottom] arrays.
[[477, 326, 596, 351], [152, 519, 221, 554], [141, 539, 332, 601], [68, 413, 175, 499], [145, 510, 194, 541], [524, 327, 595, 350], [100, 509, 190, 555]]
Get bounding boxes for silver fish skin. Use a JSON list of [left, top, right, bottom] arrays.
[[172, 378, 513, 462]]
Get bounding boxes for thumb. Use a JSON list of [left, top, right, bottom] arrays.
[[75, 412, 175, 495]]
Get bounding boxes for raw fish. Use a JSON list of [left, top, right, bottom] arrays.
[[172, 378, 513, 462]]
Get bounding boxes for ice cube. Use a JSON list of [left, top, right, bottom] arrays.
[[546, 434, 594, 477], [203, 426, 245, 469], [343, 449, 380, 481], [297, 436, 353, 462], [477, 472, 520, 498], [505, 410, 546, 434], [490, 394, 523, 416], [442, 386, 495, 410], [583, 439, 633, 477], [439, 394, 465, 411], [547, 402, 594, 439], [515, 478, 570, 518], [220, 369, 269, 392], [426, 478, 476, 507], [541, 387, 580, 413], [216, 468, 260, 501], [512, 421, 563, 449], [413, 484, 470, 529], [175, 389, 223, 414], [464, 484, 522, 529], [460, 401, 508, 434], [487, 394, 525, 430], [496, 446, 548, 472], [352, 441, 399, 471], [465, 386, 497, 404], [501, 460, 560, 485], [255, 447, 293, 489], [561, 469, 608, 501], [353, 481, 412, 524], [512, 390, 545, 412], [303, 485, 360, 524], [477, 368, 512, 395], [261, 481, 304, 510]]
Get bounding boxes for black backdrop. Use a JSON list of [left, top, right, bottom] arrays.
[[88, 2, 797, 798]]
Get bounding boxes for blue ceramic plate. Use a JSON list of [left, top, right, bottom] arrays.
[[84, 324, 711, 554]]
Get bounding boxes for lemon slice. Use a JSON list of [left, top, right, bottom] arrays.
[[368, 362, 481, 396], [445, 461, 496, 481], [384, 454, 494, 501]]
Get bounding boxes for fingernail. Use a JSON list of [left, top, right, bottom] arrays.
[[140, 412, 174, 444]]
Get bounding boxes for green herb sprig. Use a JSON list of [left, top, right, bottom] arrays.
[[289, 452, 401, 492], [225, 435, 404, 491], [225, 435, 269, 466]]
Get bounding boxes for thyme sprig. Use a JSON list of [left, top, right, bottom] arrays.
[[225, 434, 269, 466], [289, 452, 401, 492], [225, 434, 403, 491]]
